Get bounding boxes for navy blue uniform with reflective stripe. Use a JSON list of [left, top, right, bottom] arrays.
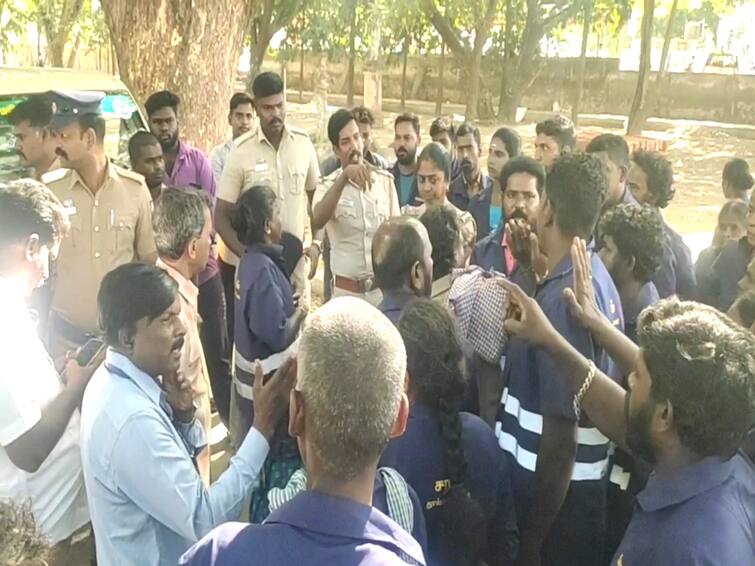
[[380, 404, 519, 566], [496, 251, 623, 566]]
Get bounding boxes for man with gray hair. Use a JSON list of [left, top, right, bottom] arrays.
[[153, 187, 214, 484], [180, 297, 426, 566]]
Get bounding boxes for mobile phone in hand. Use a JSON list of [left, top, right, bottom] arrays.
[[76, 338, 106, 366]]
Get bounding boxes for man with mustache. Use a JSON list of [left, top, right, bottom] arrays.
[[500, 250, 755, 566], [153, 188, 214, 485], [146, 90, 229, 428], [42, 90, 156, 358], [128, 131, 166, 200], [215, 72, 322, 348], [449, 122, 494, 240], [390, 112, 422, 207], [472, 156, 545, 276], [312, 108, 400, 305], [9, 95, 60, 181], [80, 262, 295, 566]]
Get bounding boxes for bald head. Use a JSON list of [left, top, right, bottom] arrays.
[[295, 297, 408, 480], [371, 216, 433, 296]]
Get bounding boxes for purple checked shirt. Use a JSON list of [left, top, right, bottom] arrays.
[[165, 141, 219, 285]]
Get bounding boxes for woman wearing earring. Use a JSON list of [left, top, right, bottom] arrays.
[[229, 184, 307, 518]]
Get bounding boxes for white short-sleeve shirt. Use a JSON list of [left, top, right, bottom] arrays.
[[0, 279, 89, 543]]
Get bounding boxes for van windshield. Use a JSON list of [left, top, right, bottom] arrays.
[[0, 91, 145, 181]]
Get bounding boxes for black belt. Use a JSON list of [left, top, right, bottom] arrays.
[[51, 311, 100, 346]]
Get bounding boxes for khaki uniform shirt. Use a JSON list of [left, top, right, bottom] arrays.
[[43, 162, 156, 332], [313, 168, 400, 279], [403, 199, 477, 248], [217, 123, 320, 266]]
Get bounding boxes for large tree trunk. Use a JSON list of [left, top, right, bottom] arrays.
[[466, 49, 483, 120], [644, 0, 679, 118], [571, 1, 592, 126], [101, 0, 253, 153], [627, 0, 655, 135], [497, 0, 514, 118]]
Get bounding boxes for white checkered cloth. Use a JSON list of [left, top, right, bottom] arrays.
[[448, 266, 509, 364], [267, 467, 415, 536]]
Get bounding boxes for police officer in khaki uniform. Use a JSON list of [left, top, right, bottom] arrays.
[[312, 109, 400, 306], [43, 91, 156, 356], [215, 72, 321, 342]]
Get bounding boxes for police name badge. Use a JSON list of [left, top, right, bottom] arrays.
[[62, 199, 77, 216], [254, 160, 269, 173]]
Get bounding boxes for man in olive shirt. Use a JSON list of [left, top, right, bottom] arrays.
[[43, 90, 156, 356], [312, 109, 400, 306], [215, 72, 321, 344]]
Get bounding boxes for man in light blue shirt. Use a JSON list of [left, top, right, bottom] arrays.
[[79, 262, 294, 566]]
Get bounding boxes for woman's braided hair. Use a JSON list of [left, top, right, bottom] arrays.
[[398, 299, 487, 565]]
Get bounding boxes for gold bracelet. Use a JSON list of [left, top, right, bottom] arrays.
[[573, 361, 596, 420]]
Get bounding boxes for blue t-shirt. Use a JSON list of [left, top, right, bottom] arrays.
[[612, 453, 755, 565], [399, 174, 416, 208], [496, 251, 624, 563], [448, 174, 494, 240]]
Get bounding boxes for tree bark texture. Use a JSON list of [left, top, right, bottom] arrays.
[[346, 0, 358, 107], [627, 0, 655, 135], [101, 0, 253, 153]]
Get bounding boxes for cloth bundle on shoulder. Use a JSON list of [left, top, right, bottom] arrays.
[[448, 266, 509, 364]]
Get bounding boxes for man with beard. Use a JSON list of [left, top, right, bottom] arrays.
[[79, 262, 296, 566], [128, 131, 165, 200], [472, 156, 545, 276], [494, 153, 623, 566], [500, 249, 755, 566], [216, 72, 321, 347], [487, 127, 521, 232], [449, 122, 494, 240], [391, 112, 422, 207], [372, 216, 434, 325], [42, 91, 156, 357], [145, 90, 229, 427], [321, 105, 390, 177], [312, 109, 400, 305], [9, 95, 60, 181], [627, 151, 696, 300]]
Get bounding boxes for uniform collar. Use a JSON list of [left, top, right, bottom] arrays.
[[156, 258, 198, 309], [378, 290, 416, 315], [431, 274, 452, 299], [266, 490, 425, 564], [637, 455, 736, 512], [255, 121, 292, 148], [70, 158, 117, 192], [539, 241, 596, 286], [248, 243, 287, 273], [104, 350, 170, 415]]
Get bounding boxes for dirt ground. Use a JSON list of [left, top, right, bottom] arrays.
[[286, 100, 755, 257]]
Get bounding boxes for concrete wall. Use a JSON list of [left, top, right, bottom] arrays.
[[280, 52, 755, 124]]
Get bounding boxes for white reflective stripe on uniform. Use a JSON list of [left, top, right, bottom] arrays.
[[502, 388, 610, 446], [609, 464, 631, 491], [495, 415, 610, 481], [232, 338, 300, 400]]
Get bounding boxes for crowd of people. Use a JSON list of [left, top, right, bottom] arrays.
[[1, 68, 754, 566]]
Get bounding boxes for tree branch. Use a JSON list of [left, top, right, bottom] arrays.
[[422, 0, 469, 56], [542, 0, 579, 31]]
